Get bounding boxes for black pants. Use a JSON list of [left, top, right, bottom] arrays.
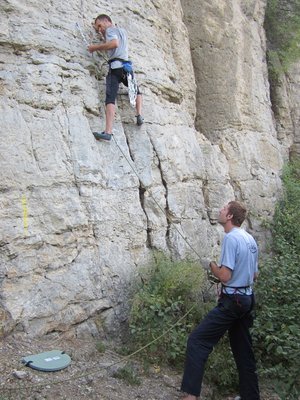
[[181, 294, 260, 399], [105, 67, 140, 105]]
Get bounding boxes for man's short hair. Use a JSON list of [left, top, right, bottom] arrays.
[[95, 14, 112, 24], [228, 201, 247, 226]]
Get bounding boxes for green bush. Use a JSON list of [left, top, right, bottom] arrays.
[[127, 253, 212, 366], [112, 364, 141, 386], [265, 0, 300, 80], [272, 161, 300, 254], [96, 341, 106, 353], [253, 159, 300, 399]]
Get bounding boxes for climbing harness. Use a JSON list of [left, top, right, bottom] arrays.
[[221, 284, 252, 295], [108, 57, 138, 107], [76, 22, 139, 108]]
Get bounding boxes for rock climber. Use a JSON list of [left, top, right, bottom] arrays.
[[88, 14, 144, 141]]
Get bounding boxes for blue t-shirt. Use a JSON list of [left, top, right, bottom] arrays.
[[105, 26, 128, 69], [219, 227, 258, 295]]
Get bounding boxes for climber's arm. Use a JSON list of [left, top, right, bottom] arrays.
[[88, 39, 118, 53]]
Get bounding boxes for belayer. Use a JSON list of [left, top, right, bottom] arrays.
[[181, 201, 260, 400], [88, 14, 144, 141]]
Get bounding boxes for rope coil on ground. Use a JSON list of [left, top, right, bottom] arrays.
[[0, 306, 195, 393]]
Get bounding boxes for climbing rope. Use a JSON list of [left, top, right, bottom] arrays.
[[0, 305, 195, 393], [75, 22, 89, 46], [75, 21, 108, 63], [112, 135, 203, 260]]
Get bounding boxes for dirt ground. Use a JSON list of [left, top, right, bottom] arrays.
[[0, 332, 280, 400]]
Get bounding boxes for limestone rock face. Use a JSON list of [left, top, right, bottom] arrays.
[[0, 0, 295, 337]]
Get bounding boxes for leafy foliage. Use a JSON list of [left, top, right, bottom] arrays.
[[96, 341, 106, 353], [272, 161, 300, 254], [253, 159, 300, 398], [265, 0, 300, 80], [127, 253, 212, 366], [112, 364, 141, 386]]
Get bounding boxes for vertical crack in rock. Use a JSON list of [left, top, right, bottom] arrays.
[[139, 186, 152, 248], [148, 137, 172, 254], [123, 129, 135, 164], [122, 128, 153, 248], [29, 130, 42, 174], [229, 177, 243, 204], [60, 74, 81, 198], [202, 178, 210, 218]]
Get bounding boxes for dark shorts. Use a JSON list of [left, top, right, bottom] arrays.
[[105, 67, 141, 105]]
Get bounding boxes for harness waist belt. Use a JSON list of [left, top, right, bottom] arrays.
[[108, 58, 128, 64], [222, 285, 250, 290], [222, 284, 252, 295]]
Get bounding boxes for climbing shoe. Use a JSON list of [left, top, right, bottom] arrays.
[[93, 131, 112, 141], [136, 115, 144, 126]]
